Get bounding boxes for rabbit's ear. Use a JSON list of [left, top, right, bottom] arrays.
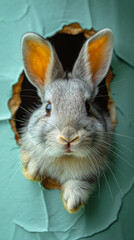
[[72, 29, 113, 89], [21, 33, 64, 97]]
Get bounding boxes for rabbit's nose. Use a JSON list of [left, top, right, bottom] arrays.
[[59, 135, 79, 144], [59, 127, 79, 144]]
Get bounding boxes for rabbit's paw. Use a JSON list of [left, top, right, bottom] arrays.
[[23, 161, 42, 182], [23, 167, 41, 181], [62, 180, 90, 213]]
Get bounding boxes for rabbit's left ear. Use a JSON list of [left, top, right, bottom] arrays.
[[21, 33, 64, 98], [72, 29, 113, 89]]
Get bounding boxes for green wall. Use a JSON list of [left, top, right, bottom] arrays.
[[0, 0, 134, 239]]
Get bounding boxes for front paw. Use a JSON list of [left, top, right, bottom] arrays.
[[61, 180, 91, 213], [21, 149, 42, 181], [23, 167, 42, 182]]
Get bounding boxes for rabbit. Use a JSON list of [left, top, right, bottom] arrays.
[[20, 28, 113, 213]]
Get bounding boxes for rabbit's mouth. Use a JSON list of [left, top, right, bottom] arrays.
[[66, 149, 73, 154], [66, 143, 73, 154]]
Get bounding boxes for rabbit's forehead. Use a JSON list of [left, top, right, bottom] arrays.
[[45, 79, 91, 102]]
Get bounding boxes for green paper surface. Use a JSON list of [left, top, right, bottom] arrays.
[[0, 0, 134, 239]]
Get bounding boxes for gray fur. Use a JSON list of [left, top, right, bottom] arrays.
[[21, 29, 113, 212]]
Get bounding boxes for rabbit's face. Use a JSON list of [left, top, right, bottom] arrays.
[[28, 78, 106, 160]]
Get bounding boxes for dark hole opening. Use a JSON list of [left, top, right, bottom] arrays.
[[15, 33, 109, 137]]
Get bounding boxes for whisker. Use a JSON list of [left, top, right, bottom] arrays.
[[91, 145, 123, 197], [109, 138, 134, 154], [8, 55, 22, 66], [6, 164, 22, 191], [98, 77, 125, 89], [20, 89, 38, 93], [94, 140, 134, 169], [110, 161, 127, 181], [11, 118, 26, 124], [93, 137, 129, 159], [94, 130, 134, 141], [103, 171, 113, 200], [19, 105, 32, 115], [91, 133, 134, 159], [19, 95, 39, 99], [97, 176, 101, 199], [106, 164, 123, 197]]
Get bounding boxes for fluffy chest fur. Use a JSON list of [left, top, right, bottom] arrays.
[[42, 155, 97, 183]]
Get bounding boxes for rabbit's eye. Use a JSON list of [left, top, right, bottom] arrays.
[[46, 102, 52, 115], [85, 101, 90, 115]]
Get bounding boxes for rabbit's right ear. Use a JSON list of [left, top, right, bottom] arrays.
[[21, 33, 64, 98]]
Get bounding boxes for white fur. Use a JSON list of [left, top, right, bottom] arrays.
[[62, 179, 94, 211]]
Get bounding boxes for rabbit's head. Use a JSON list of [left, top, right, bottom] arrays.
[[21, 29, 113, 178]]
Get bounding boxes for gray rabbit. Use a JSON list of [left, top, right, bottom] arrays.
[[21, 29, 113, 213]]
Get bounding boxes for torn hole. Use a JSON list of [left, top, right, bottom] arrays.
[[8, 23, 117, 188]]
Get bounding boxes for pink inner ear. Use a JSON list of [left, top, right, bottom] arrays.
[[24, 39, 51, 87], [88, 34, 109, 82]]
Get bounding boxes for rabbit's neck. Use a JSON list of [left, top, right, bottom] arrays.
[[45, 155, 101, 184]]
